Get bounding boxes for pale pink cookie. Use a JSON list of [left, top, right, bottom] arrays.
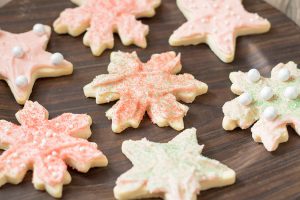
[[53, 0, 161, 56], [0, 24, 73, 104], [84, 51, 208, 133], [114, 128, 236, 200], [169, 0, 271, 63], [0, 101, 108, 198], [223, 62, 300, 151]]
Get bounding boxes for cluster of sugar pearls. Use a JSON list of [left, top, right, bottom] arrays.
[[238, 68, 298, 121], [11, 24, 65, 88]]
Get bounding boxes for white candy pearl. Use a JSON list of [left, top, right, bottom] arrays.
[[15, 76, 28, 87], [263, 106, 278, 121], [51, 53, 64, 65], [260, 86, 273, 101], [238, 92, 252, 106], [278, 68, 290, 82], [33, 24, 45, 36], [12, 46, 24, 58], [284, 86, 298, 100], [247, 69, 261, 83]]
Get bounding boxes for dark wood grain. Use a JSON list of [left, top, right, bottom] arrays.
[[0, 0, 300, 199]]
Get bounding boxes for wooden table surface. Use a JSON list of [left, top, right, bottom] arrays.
[[1, 0, 300, 200]]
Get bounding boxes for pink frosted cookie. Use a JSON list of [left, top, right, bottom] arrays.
[[0, 101, 108, 198], [169, 0, 271, 63], [0, 24, 73, 104], [84, 51, 208, 133], [223, 62, 300, 151], [53, 0, 161, 56], [114, 128, 236, 200]]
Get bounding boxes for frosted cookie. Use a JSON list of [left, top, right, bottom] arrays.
[[223, 62, 300, 151], [114, 128, 236, 200], [0, 24, 73, 104], [84, 51, 208, 133], [169, 0, 271, 63], [0, 101, 108, 198], [53, 0, 161, 56]]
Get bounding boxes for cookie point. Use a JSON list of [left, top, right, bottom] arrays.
[[51, 53, 64, 65]]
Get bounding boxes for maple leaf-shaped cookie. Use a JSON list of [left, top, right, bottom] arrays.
[[169, 0, 271, 63], [223, 62, 300, 151], [53, 0, 161, 56], [0, 24, 73, 104], [114, 128, 236, 200], [84, 51, 208, 133], [0, 101, 108, 198]]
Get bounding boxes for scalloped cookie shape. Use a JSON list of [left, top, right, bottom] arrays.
[[0, 101, 108, 198], [223, 62, 300, 151], [53, 0, 161, 56], [114, 128, 236, 200], [84, 51, 208, 133], [169, 0, 271, 63]]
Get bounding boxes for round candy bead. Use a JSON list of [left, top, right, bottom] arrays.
[[33, 24, 45, 36], [238, 92, 252, 106], [284, 86, 298, 100], [247, 69, 260, 83], [15, 75, 28, 87], [263, 106, 278, 121], [278, 68, 290, 82], [12, 46, 24, 58], [51, 53, 64, 65], [260, 86, 273, 101]]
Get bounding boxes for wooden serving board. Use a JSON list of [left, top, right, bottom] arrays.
[[1, 0, 300, 199]]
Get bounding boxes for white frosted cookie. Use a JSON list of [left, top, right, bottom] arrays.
[[169, 0, 271, 63], [0, 101, 108, 198], [0, 24, 73, 104], [114, 128, 236, 200], [84, 51, 208, 133], [53, 0, 161, 56], [223, 62, 300, 151]]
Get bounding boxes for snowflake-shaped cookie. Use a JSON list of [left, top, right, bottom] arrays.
[[84, 51, 208, 133], [0, 101, 108, 198], [53, 0, 161, 56], [0, 24, 73, 104], [169, 0, 271, 63], [223, 62, 300, 151], [114, 128, 236, 200]]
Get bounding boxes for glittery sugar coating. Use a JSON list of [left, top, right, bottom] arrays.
[[53, 0, 161, 56], [84, 51, 208, 133], [114, 128, 236, 200], [223, 62, 300, 151], [0, 101, 108, 198], [169, 0, 271, 63], [0, 25, 73, 104]]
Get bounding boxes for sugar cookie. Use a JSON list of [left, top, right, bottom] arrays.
[[0, 101, 108, 198], [84, 51, 208, 133], [114, 128, 236, 200], [53, 0, 161, 56], [169, 0, 271, 63], [0, 24, 73, 104], [223, 62, 300, 151]]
